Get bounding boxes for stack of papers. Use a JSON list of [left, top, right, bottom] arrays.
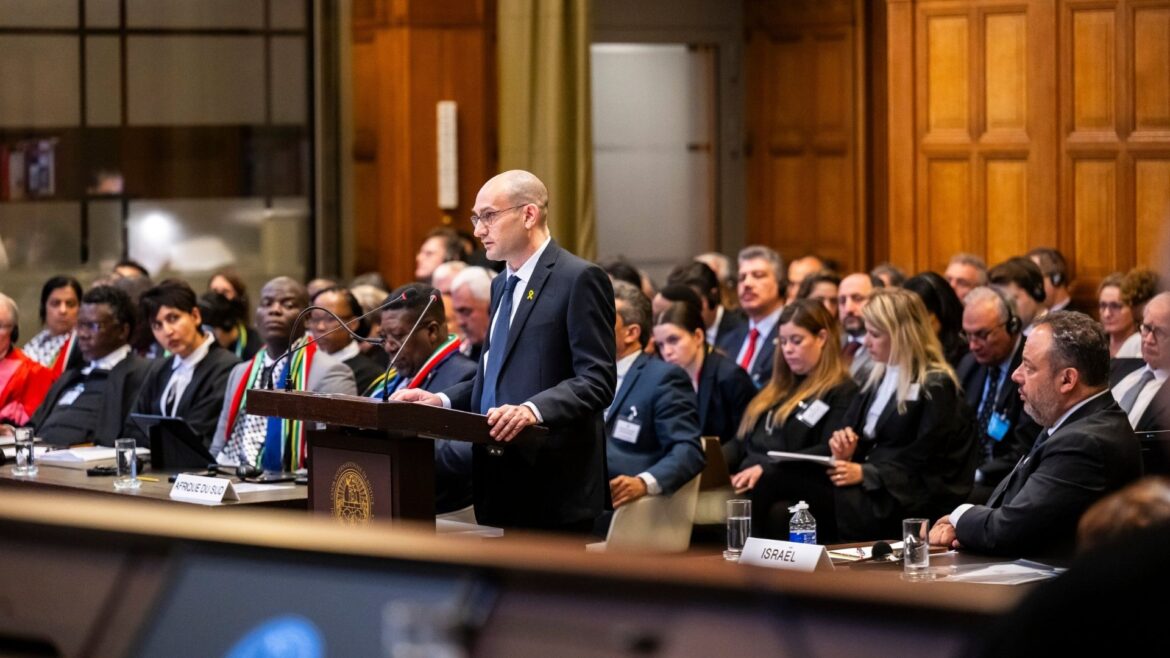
[[945, 560, 1064, 585], [38, 446, 150, 470]]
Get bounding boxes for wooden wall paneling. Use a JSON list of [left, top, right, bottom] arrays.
[[1072, 158, 1120, 277], [884, 0, 917, 270], [745, 0, 864, 271], [1131, 5, 1170, 135], [353, 0, 495, 287], [985, 158, 1030, 263], [1135, 157, 1170, 263]]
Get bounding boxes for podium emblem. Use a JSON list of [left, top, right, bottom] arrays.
[[330, 462, 373, 525]]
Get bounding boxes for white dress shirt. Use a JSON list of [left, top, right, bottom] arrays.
[[1112, 365, 1167, 428], [159, 333, 215, 416]]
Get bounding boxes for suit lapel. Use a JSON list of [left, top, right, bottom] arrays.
[[483, 274, 507, 352], [500, 240, 559, 365], [698, 351, 716, 422], [608, 354, 645, 423]]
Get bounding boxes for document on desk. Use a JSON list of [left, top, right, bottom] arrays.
[[39, 446, 150, 469], [945, 560, 1065, 585], [1, 445, 50, 460], [767, 451, 836, 466]]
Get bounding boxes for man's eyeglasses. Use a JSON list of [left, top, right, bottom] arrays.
[[470, 204, 527, 229], [959, 322, 1007, 344], [1140, 323, 1170, 342]]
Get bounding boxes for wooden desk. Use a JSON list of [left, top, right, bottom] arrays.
[[0, 464, 307, 509]]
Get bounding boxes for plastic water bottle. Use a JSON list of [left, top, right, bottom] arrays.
[[788, 501, 817, 544]]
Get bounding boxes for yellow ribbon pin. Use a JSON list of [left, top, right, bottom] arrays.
[[527, 289, 535, 301]]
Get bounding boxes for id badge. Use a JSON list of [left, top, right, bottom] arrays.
[[796, 399, 831, 427], [613, 419, 641, 443], [987, 412, 1010, 441]]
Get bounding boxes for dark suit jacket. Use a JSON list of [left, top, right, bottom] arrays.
[[732, 378, 858, 473], [711, 307, 746, 349], [443, 239, 616, 530], [715, 319, 778, 388], [343, 352, 383, 396], [956, 340, 1043, 488], [697, 350, 757, 448], [837, 370, 977, 539], [955, 392, 1141, 557], [125, 342, 240, 449], [421, 351, 478, 514], [605, 353, 705, 495], [32, 352, 150, 446]]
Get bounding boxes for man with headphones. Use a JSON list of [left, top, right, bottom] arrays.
[[989, 256, 1049, 335], [1028, 247, 1075, 313], [956, 286, 1044, 503]]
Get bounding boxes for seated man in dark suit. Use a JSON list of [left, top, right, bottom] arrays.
[[309, 286, 382, 395], [605, 282, 705, 513], [956, 287, 1043, 502], [449, 266, 494, 362], [32, 286, 150, 446], [126, 280, 240, 448], [716, 246, 785, 388], [930, 311, 1142, 557], [370, 283, 478, 513], [1110, 292, 1170, 432]]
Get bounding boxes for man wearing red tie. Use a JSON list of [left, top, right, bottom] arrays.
[[715, 246, 785, 389]]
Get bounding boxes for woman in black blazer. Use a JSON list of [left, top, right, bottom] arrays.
[[653, 301, 755, 448], [738, 289, 976, 543], [823, 288, 977, 542], [727, 300, 859, 538]]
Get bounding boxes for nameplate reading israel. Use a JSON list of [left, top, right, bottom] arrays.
[[169, 473, 240, 504], [738, 538, 834, 572]]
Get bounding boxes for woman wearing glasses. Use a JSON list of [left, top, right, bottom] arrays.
[[1098, 268, 1160, 358], [726, 300, 858, 538]]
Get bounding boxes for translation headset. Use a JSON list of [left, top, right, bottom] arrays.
[[989, 286, 1023, 336]]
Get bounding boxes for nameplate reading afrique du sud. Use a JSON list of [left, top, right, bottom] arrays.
[[169, 473, 240, 504]]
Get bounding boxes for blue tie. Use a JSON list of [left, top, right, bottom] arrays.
[[261, 360, 289, 472], [480, 275, 520, 413]]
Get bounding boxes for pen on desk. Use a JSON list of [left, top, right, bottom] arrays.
[[138, 475, 159, 482]]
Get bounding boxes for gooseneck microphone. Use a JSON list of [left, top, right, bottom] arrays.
[[380, 292, 440, 402], [262, 288, 420, 390]]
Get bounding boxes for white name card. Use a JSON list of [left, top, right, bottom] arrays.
[[738, 538, 834, 572], [169, 474, 240, 504]]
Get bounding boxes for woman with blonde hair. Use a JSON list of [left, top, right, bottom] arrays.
[[726, 300, 858, 538], [824, 288, 977, 541], [751, 289, 977, 542]]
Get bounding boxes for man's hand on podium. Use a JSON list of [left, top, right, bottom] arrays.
[[390, 389, 442, 405], [487, 404, 536, 443]]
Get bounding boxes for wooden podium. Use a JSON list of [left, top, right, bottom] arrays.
[[247, 390, 546, 526]]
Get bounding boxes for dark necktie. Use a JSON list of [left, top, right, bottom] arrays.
[[480, 275, 520, 414], [978, 366, 1001, 461], [1120, 369, 1156, 414]]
